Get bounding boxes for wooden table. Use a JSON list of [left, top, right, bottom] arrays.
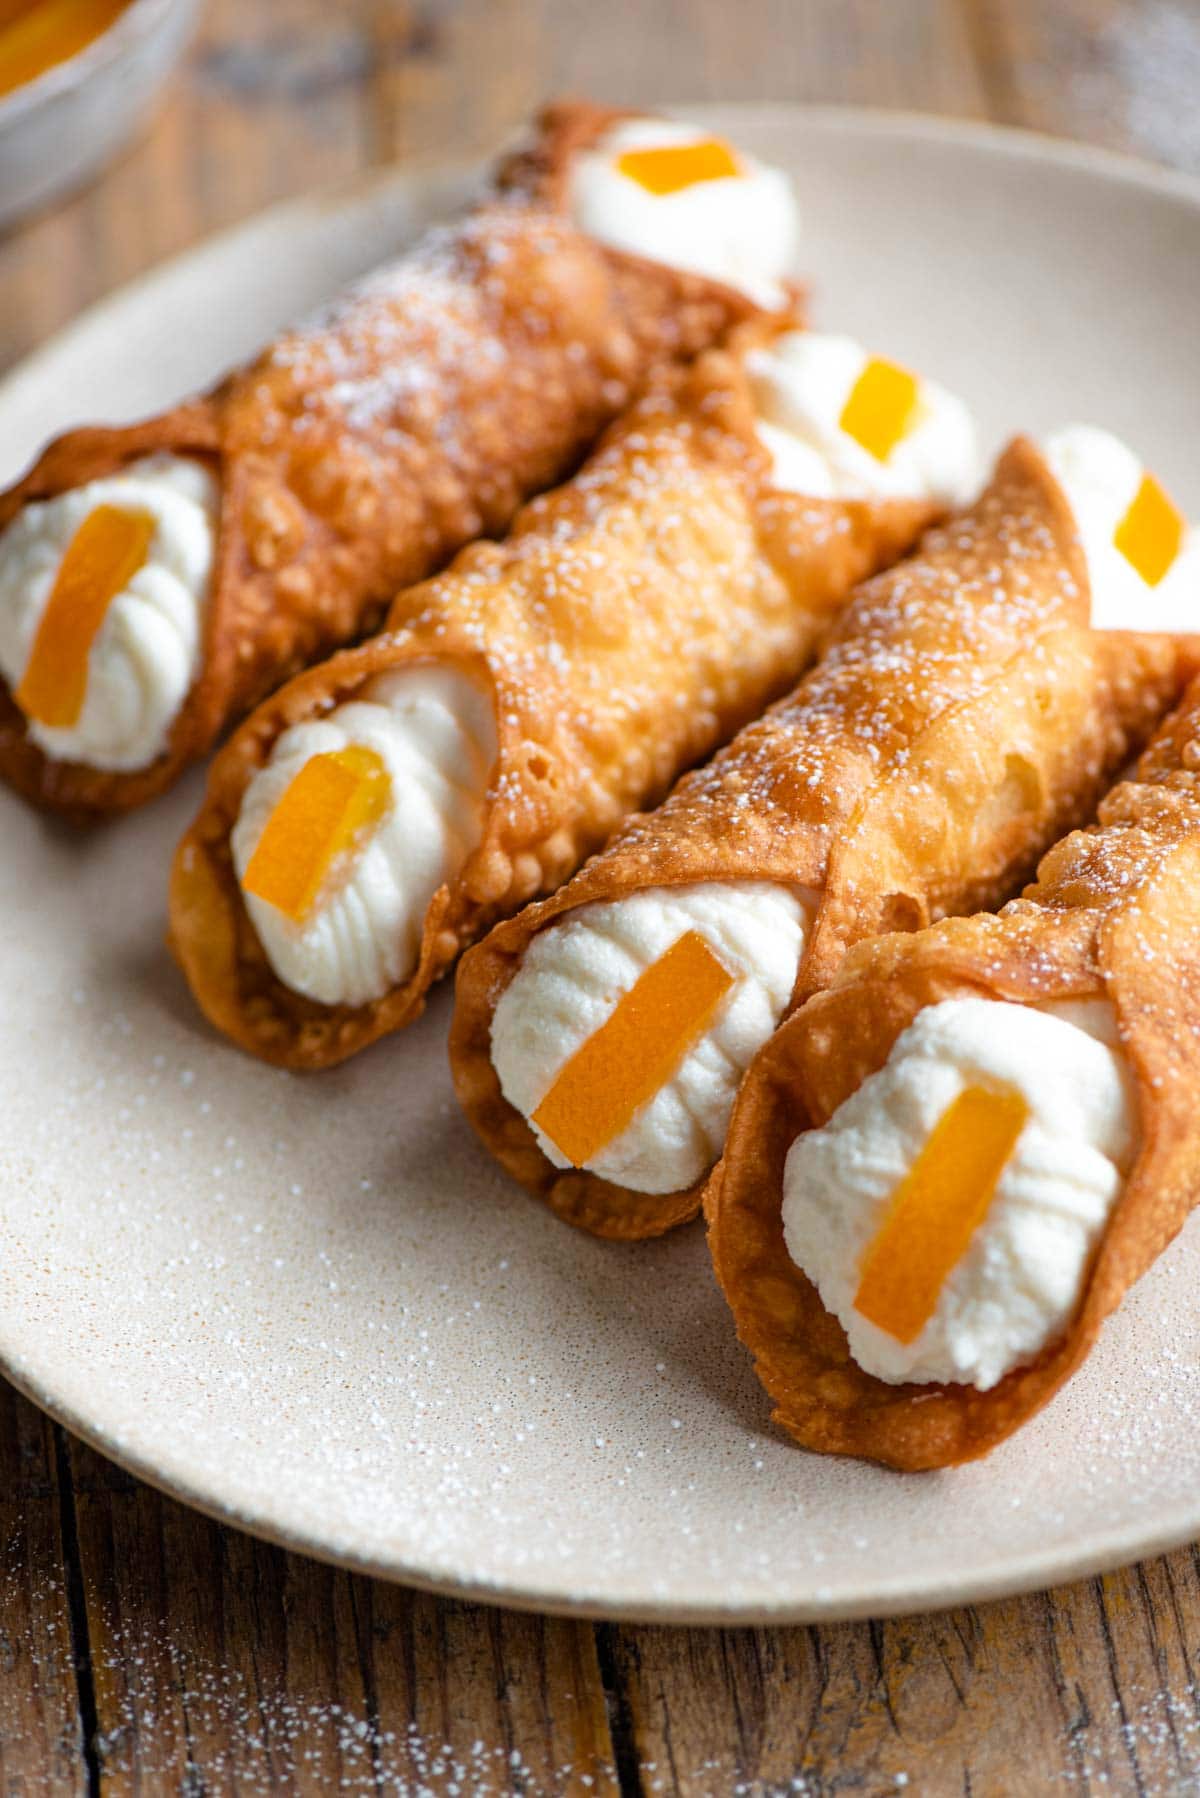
[[3, 3, 1199, 1791]]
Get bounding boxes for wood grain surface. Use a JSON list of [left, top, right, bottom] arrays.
[[3, 2, 1200, 1792]]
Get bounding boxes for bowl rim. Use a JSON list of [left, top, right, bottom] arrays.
[[0, 0, 190, 126]]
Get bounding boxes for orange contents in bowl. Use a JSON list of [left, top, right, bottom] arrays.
[[0, 0, 130, 101]]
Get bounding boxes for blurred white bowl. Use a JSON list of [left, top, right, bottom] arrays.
[[0, 0, 200, 232]]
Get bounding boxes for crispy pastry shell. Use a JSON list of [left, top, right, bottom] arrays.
[[708, 679, 1200, 1469], [171, 331, 933, 1067], [0, 100, 769, 819], [452, 439, 1194, 1240]]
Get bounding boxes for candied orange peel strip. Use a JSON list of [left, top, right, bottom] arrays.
[[853, 1083, 1029, 1345], [17, 504, 155, 730], [532, 929, 735, 1168], [839, 357, 921, 464], [1114, 471, 1185, 587], [616, 138, 741, 196], [242, 744, 392, 924]]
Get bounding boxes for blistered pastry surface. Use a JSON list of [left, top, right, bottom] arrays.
[[709, 676, 1200, 1469], [171, 335, 933, 1068], [0, 101, 764, 818], [453, 440, 1190, 1239]]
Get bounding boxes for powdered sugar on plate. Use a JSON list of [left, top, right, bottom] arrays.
[[1, 107, 1200, 1625]]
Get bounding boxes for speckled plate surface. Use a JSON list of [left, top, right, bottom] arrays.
[[2, 108, 1200, 1625]]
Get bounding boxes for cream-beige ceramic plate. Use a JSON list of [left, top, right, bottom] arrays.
[[2, 108, 1200, 1625]]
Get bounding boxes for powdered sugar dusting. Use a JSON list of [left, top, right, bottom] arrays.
[[265, 211, 527, 447], [585, 445, 1088, 891], [1, 107, 1200, 1645], [3, 770, 1200, 1629]]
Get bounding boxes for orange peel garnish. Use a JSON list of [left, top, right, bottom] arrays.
[[1114, 471, 1185, 587], [616, 138, 741, 196], [853, 1083, 1029, 1345], [839, 357, 921, 464], [531, 928, 735, 1169], [242, 744, 392, 925], [16, 504, 155, 730]]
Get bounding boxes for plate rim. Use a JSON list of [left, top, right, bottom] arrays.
[[9, 1338, 1200, 1627], [5, 101, 1200, 424], [4, 102, 1200, 1625]]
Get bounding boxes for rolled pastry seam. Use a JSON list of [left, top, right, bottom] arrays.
[[708, 674, 1200, 1469], [170, 326, 942, 1068], [0, 100, 790, 819], [454, 432, 1198, 1241]]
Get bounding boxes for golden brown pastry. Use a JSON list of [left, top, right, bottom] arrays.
[[454, 433, 1197, 1241], [169, 324, 942, 1068], [0, 101, 783, 818], [709, 674, 1200, 1470]]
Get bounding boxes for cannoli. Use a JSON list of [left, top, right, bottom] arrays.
[[455, 427, 1199, 1239], [170, 327, 969, 1067], [0, 101, 797, 818], [708, 673, 1200, 1470]]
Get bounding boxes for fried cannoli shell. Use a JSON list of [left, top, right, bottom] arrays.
[[451, 438, 1196, 1241], [708, 684, 1200, 1470], [170, 335, 934, 1069], [0, 101, 773, 821]]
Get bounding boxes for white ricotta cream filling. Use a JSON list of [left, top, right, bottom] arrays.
[[232, 665, 497, 1008], [568, 116, 799, 309], [1042, 425, 1200, 631], [746, 331, 981, 505], [491, 881, 812, 1195], [0, 454, 217, 771], [781, 996, 1139, 1390]]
